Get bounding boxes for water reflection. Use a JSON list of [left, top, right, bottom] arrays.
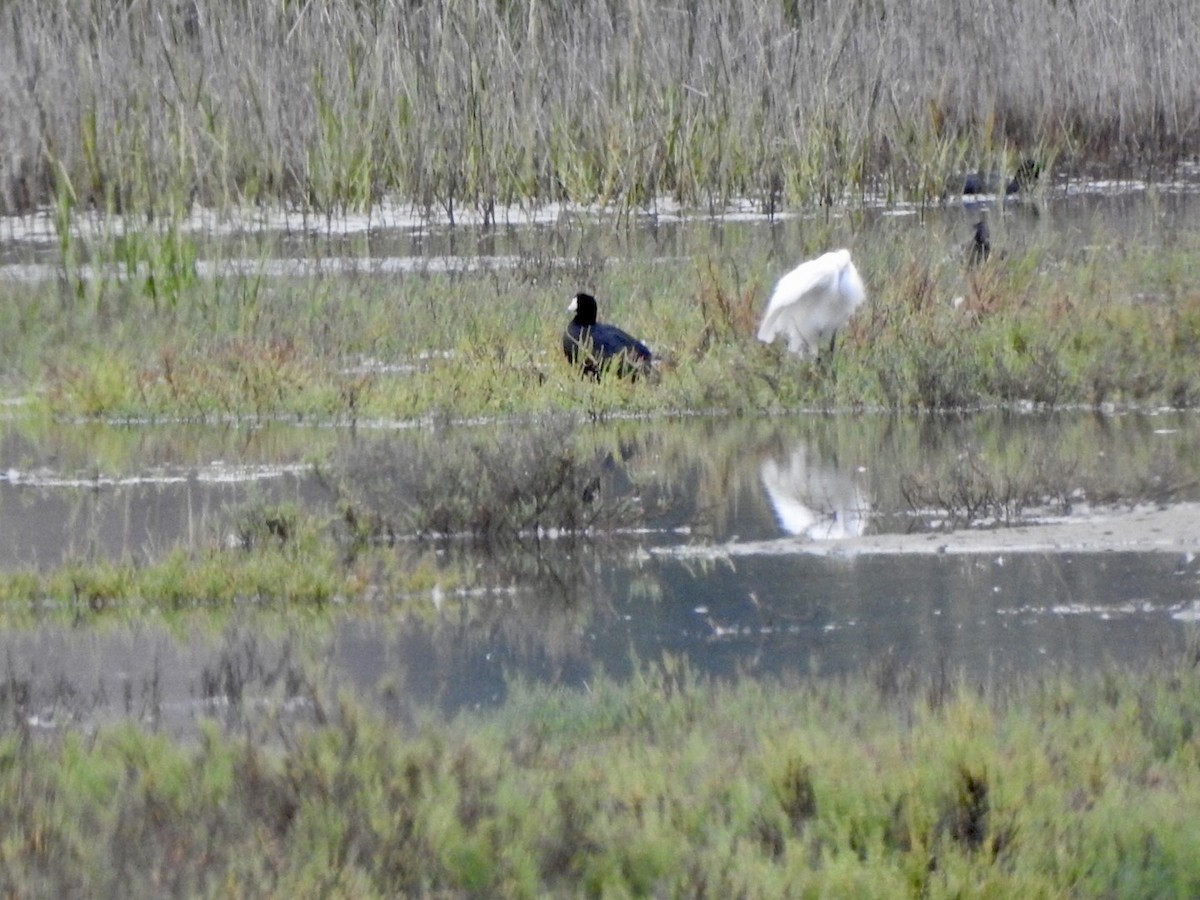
[[0, 411, 1199, 731], [760, 442, 869, 539], [0, 421, 338, 568]]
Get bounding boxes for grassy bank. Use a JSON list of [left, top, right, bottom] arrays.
[[2, 652, 1199, 896], [1, 0, 1198, 215], [3, 212, 1199, 420]]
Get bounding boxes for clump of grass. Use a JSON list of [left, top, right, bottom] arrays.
[[333, 418, 646, 549], [818, 229, 1200, 412], [4, 650, 1200, 895], [0, 503, 448, 620], [693, 257, 762, 355], [5, 214, 1200, 423]]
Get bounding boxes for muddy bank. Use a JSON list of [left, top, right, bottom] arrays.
[[656, 503, 1200, 561], [814, 503, 1200, 558]]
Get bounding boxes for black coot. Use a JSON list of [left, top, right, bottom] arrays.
[[563, 293, 652, 380], [969, 219, 991, 266]]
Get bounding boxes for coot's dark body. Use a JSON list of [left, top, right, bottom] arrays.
[[563, 293, 652, 380], [969, 219, 991, 266]]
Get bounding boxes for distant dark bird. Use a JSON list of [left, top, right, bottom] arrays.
[[562, 292, 653, 380], [962, 172, 1018, 196], [1013, 157, 1043, 189], [757, 249, 867, 359], [961, 158, 1042, 196], [968, 219, 991, 266]]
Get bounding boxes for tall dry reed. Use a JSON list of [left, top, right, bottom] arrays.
[[1, 0, 1197, 215]]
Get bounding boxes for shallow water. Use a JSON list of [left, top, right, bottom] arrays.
[[0, 410, 1197, 733], [4, 170, 1200, 283]]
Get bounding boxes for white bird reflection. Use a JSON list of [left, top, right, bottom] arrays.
[[760, 443, 870, 540]]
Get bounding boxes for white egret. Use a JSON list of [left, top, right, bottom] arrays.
[[756, 249, 867, 358]]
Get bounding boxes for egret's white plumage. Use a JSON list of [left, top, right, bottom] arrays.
[[756, 249, 867, 358]]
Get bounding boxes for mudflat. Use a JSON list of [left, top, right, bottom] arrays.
[[804, 503, 1200, 558]]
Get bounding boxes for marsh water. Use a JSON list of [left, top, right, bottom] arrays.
[[3, 178, 1200, 733], [0, 409, 1198, 734]]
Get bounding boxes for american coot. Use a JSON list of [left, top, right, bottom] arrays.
[[756, 249, 867, 359], [962, 159, 1042, 196], [969, 219, 991, 266], [563, 292, 653, 380]]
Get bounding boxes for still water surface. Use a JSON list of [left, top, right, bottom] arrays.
[[0, 410, 1197, 733], [4, 168, 1200, 281]]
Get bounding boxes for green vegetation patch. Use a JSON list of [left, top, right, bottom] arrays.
[[3, 652, 1200, 896], [6, 215, 1200, 421]]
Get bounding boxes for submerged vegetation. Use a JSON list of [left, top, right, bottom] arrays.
[[3, 652, 1200, 896], [1, 411, 1196, 619], [0, 416, 665, 619]]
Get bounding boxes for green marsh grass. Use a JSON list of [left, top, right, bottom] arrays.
[[3, 652, 1200, 895], [2, 0, 1199, 216], [5, 212, 1200, 421]]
